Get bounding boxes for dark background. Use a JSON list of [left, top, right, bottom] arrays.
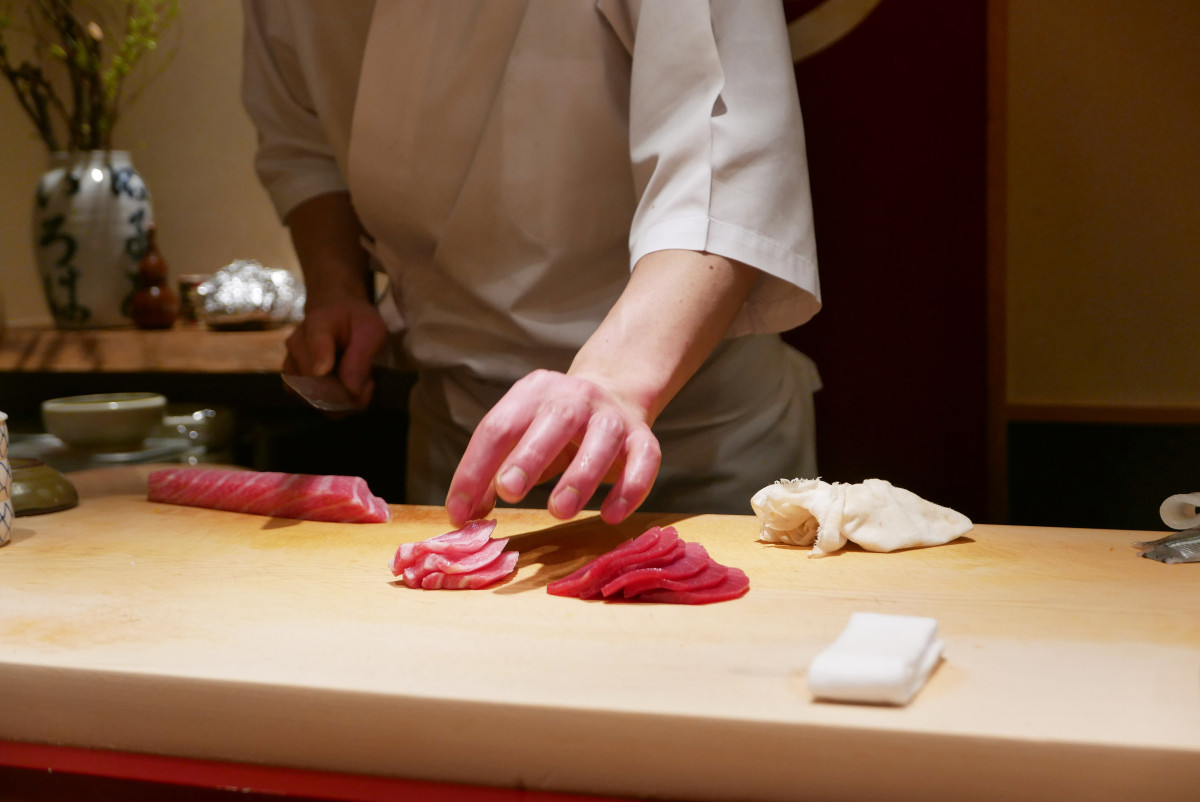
[[783, 0, 990, 522]]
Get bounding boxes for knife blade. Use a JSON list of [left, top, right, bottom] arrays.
[[281, 373, 362, 413]]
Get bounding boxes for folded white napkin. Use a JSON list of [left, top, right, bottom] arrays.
[[1159, 492, 1200, 530], [751, 477, 973, 557], [808, 612, 944, 706]]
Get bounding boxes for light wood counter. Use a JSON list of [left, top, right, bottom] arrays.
[[0, 472, 1197, 801]]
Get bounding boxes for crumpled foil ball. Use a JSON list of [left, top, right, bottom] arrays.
[[197, 260, 305, 329]]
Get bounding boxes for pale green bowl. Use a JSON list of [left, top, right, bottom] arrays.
[[41, 392, 166, 453]]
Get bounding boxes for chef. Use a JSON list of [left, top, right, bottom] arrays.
[[241, 0, 822, 526]]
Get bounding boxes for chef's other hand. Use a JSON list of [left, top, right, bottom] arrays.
[[446, 370, 661, 527], [283, 295, 387, 409]]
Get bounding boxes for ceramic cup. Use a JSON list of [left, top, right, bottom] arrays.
[[1, 410, 11, 547]]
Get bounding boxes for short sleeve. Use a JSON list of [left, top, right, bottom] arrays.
[[241, 0, 353, 221], [624, 0, 821, 335]]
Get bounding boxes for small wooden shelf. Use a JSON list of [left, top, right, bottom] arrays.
[[0, 324, 291, 374]]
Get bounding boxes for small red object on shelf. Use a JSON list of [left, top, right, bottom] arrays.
[[130, 223, 179, 330]]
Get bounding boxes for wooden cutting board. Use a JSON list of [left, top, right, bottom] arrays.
[[1, 483, 1198, 801]]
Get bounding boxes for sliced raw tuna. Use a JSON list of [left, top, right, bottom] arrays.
[[391, 519, 517, 590], [547, 526, 680, 598], [546, 526, 663, 597], [147, 468, 390, 523], [601, 541, 712, 598], [399, 537, 510, 586], [628, 558, 729, 596], [636, 567, 750, 604], [424, 537, 509, 574], [576, 535, 685, 600], [546, 525, 750, 605], [390, 519, 497, 575], [421, 551, 520, 590]]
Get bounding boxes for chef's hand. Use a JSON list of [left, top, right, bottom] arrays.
[[445, 369, 661, 526], [281, 191, 384, 409], [283, 294, 387, 408], [446, 248, 756, 527]]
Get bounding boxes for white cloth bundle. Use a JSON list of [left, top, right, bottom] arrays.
[[808, 612, 944, 706], [751, 477, 973, 557], [1159, 492, 1200, 530]]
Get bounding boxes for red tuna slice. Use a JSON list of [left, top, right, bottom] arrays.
[[444, 550, 520, 589], [601, 540, 711, 598], [420, 571, 447, 590], [148, 468, 390, 523], [426, 537, 510, 574], [390, 519, 497, 575], [626, 555, 729, 597], [578, 536, 686, 600], [636, 566, 750, 604], [420, 551, 519, 590], [403, 565, 425, 588], [399, 538, 510, 588], [282, 475, 389, 523], [546, 526, 668, 598], [552, 527, 684, 600]]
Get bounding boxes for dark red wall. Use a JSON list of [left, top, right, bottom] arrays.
[[783, 0, 990, 519]]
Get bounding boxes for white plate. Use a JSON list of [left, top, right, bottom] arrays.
[[10, 433, 193, 473]]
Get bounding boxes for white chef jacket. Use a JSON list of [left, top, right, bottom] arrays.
[[243, 0, 822, 514]]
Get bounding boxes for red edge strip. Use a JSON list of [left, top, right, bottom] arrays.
[[0, 740, 620, 802]]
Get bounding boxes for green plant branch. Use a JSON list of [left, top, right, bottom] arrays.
[[0, 49, 61, 149], [32, 0, 85, 147], [23, 0, 73, 144], [0, 0, 178, 152]]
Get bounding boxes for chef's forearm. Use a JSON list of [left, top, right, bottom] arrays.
[[284, 191, 373, 302], [568, 249, 757, 424]]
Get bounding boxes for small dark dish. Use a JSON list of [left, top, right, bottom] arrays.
[[11, 457, 79, 515]]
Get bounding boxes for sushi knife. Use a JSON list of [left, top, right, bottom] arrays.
[[281, 373, 362, 413]]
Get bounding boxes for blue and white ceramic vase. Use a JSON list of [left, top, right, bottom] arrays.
[[33, 151, 154, 329]]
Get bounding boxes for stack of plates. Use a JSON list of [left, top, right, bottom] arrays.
[[8, 433, 195, 474]]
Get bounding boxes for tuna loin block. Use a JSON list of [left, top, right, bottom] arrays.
[[148, 468, 391, 523]]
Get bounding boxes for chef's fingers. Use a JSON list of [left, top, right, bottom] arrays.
[[336, 313, 387, 406], [600, 430, 661, 524], [284, 324, 318, 375], [451, 482, 498, 525], [494, 398, 587, 506], [305, 323, 339, 377], [284, 316, 339, 378], [548, 414, 626, 519], [333, 361, 374, 409], [472, 482, 498, 521], [447, 398, 536, 526]]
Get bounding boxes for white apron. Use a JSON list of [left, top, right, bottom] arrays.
[[343, 0, 819, 514]]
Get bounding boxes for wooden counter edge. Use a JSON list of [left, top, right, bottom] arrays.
[[0, 740, 617, 802], [0, 325, 291, 374]]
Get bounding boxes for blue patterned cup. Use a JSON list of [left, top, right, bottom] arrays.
[[1, 410, 10, 546]]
